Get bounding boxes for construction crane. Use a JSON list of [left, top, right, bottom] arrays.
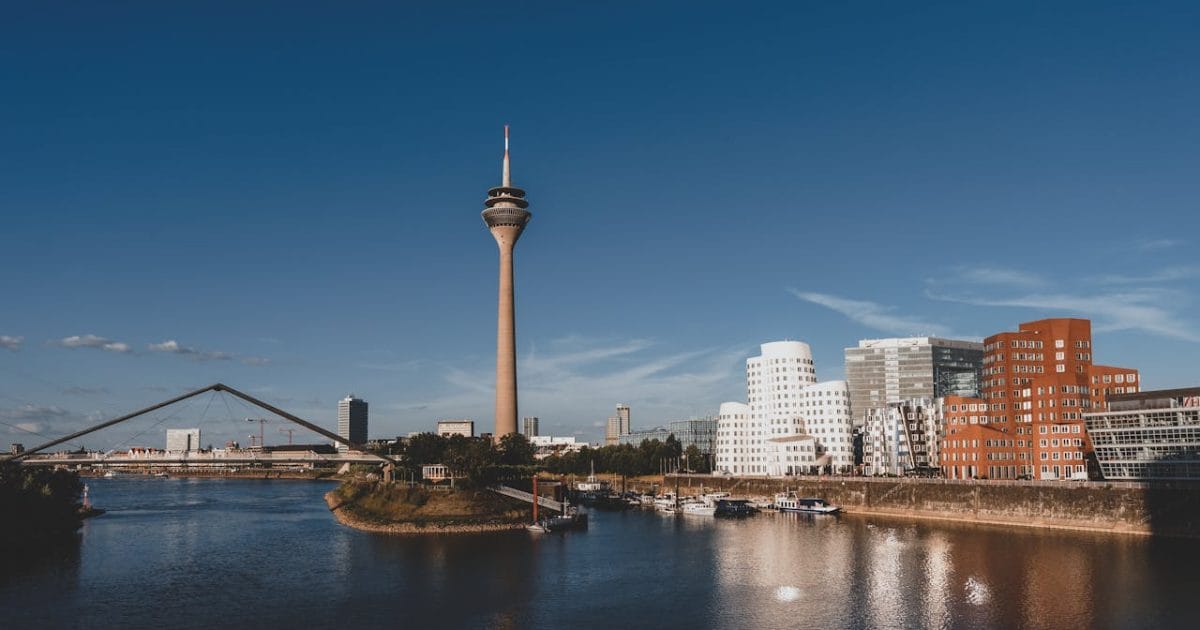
[[278, 427, 295, 445], [246, 418, 269, 449]]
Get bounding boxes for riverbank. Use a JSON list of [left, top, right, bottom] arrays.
[[325, 482, 529, 535], [669, 475, 1200, 537]]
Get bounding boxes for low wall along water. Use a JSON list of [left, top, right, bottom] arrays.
[[666, 475, 1200, 537]]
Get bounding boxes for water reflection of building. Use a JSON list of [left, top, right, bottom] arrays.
[[1086, 387, 1200, 480]]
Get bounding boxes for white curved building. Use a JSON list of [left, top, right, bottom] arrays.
[[715, 341, 856, 475]]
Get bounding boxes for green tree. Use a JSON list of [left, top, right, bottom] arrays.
[[497, 433, 535, 466], [403, 432, 448, 475]]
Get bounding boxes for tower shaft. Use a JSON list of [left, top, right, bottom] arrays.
[[492, 229, 519, 438]]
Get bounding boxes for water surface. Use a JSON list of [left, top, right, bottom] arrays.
[[2, 478, 1195, 629]]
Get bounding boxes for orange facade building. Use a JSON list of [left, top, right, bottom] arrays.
[[940, 318, 1138, 480]]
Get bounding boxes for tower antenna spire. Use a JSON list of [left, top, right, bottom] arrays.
[[502, 124, 511, 187]]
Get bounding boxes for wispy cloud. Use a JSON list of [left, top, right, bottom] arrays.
[[1089, 266, 1200, 285], [1135, 238, 1180, 251], [945, 266, 1045, 288], [54, 334, 131, 354], [0, 404, 74, 436], [0, 335, 23, 351], [148, 339, 269, 366], [386, 336, 745, 439], [63, 386, 111, 397], [928, 288, 1200, 343], [790, 290, 956, 337]]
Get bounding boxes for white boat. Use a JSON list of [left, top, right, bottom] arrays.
[[575, 461, 610, 493], [653, 493, 677, 511], [103, 470, 118, 478], [680, 501, 716, 516], [773, 492, 840, 514], [700, 492, 730, 507]]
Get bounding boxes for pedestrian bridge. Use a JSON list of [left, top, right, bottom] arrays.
[[491, 484, 564, 512]]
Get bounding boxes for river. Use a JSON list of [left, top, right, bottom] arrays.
[[1, 477, 1196, 629]]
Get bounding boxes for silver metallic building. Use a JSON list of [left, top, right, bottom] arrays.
[[845, 337, 983, 426], [1085, 387, 1200, 481]]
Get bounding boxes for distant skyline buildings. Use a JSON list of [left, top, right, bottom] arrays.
[[522, 416, 539, 438], [605, 404, 631, 446], [336, 395, 368, 452]]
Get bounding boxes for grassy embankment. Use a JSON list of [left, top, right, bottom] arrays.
[[327, 482, 531, 534]]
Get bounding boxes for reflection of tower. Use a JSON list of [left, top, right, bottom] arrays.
[[483, 126, 532, 438]]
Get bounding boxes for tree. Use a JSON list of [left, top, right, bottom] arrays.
[[403, 432, 448, 474], [683, 444, 709, 473], [497, 433, 535, 466]]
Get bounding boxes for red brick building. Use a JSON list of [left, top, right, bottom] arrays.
[[939, 318, 1138, 480]]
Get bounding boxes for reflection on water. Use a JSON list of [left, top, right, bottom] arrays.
[[2, 479, 1198, 629]]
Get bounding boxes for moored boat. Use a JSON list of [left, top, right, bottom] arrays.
[[773, 492, 840, 514], [680, 500, 716, 516]]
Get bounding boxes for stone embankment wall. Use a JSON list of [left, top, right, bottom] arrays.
[[666, 475, 1200, 537]]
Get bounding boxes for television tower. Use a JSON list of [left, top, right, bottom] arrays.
[[482, 126, 532, 439]]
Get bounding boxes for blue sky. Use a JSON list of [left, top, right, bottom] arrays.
[[2, 1, 1198, 448]]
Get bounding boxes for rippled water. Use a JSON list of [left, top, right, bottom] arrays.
[[2, 478, 1196, 629]]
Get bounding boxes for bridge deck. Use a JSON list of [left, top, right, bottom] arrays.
[[491, 485, 564, 512]]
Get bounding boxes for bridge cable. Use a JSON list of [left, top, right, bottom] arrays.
[[109, 394, 199, 452]]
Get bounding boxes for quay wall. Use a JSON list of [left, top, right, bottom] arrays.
[[665, 475, 1200, 537]]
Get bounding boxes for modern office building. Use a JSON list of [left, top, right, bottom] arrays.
[[436, 420, 475, 438], [845, 337, 983, 426], [618, 417, 717, 456], [522, 416, 539, 438], [166, 428, 201, 453], [337, 395, 368, 452], [714, 340, 854, 476], [482, 126, 532, 439], [1085, 387, 1200, 480]]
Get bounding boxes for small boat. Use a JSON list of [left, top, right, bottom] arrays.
[[153, 472, 169, 478], [653, 493, 677, 511], [680, 501, 716, 516], [714, 498, 758, 517], [103, 470, 118, 478], [773, 492, 840, 514]]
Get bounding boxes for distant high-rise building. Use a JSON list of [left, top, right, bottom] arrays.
[[845, 337, 983, 426], [337, 395, 368, 452], [166, 428, 201, 453], [522, 416, 539, 438], [605, 404, 631, 445]]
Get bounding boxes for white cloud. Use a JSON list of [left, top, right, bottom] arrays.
[[928, 288, 1200, 343], [0, 335, 23, 351], [386, 337, 745, 440], [1135, 238, 1180, 251], [1090, 266, 1200, 285], [948, 266, 1045, 288], [55, 334, 132, 353], [790, 290, 956, 337], [148, 339, 268, 366]]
